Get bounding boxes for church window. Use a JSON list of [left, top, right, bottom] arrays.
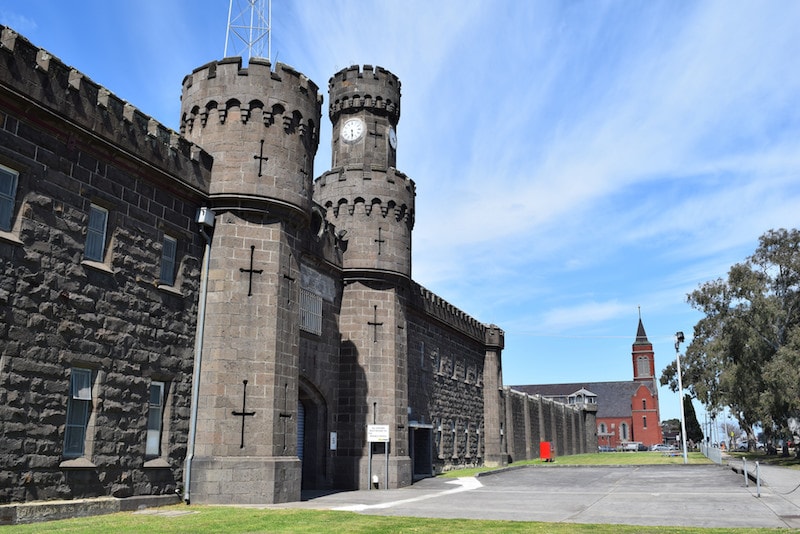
[[159, 236, 178, 286], [85, 204, 108, 262], [620, 422, 628, 441], [299, 287, 323, 335], [643, 416, 647, 429], [420, 341, 425, 369], [642, 399, 647, 410], [64, 368, 93, 457], [636, 356, 651, 377], [0, 164, 18, 232], [599, 423, 607, 434], [146, 381, 165, 456]]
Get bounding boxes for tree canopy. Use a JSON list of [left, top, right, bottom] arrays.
[[660, 228, 800, 445]]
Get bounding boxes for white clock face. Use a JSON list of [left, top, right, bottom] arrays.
[[388, 127, 397, 149], [341, 118, 365, 143]]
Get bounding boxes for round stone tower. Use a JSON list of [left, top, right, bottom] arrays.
[[180, 57, 322, 218], [315, 65, 415, 278], [180, 58, 322, 505]]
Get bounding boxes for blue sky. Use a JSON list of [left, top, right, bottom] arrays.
[[3, 1, 799, 425]]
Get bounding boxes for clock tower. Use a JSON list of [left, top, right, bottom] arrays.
[[329, 65, 399, 169], [314, 65, 415, 490]]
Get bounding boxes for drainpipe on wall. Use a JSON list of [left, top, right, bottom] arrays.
[[183, 208, 215, 504]]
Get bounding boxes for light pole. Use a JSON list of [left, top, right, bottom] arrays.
[[675, 331, 689, 464]]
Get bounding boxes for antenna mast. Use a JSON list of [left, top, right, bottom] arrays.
[[224, 0, 272, 62]]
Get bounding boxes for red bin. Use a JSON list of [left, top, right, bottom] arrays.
[[540, 441, 553, 462]]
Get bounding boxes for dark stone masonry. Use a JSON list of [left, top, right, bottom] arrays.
[[0, 25, 596, 524]]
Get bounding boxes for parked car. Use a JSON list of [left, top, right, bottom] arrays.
[[651, 444, 677, 452], [598, 446, 615, 452], [623, 442, 644, 451]]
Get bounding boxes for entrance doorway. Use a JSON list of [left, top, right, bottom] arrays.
[[409, 423, 433, 480], [298, 381, 327, 490]]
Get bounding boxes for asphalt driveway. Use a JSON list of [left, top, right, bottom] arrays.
[[275, 464, 800, 529]]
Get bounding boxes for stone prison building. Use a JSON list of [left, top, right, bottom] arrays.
[[0, 26, 597, 519]]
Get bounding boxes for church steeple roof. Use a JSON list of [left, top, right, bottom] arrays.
[[634, 317, 650, 345]]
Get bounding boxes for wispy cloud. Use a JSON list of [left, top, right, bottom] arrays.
[[5, 0, 798, 420]]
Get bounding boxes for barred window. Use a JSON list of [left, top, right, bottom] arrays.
[[299, 287, 322, 335], [0, 164, 18, 231]]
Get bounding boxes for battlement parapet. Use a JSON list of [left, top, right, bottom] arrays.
[[328, 64, 400, 124], [183, 57, 320, 97], [180, 57, 322, 156], [410, 282, 497, 343], [0, 26, 212, 194], [181, 58, 322, 134], [315, 165, 414, 191], [315, 166, 415, 227]]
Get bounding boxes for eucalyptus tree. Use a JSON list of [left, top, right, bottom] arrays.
[[661, 229, 800, 447]]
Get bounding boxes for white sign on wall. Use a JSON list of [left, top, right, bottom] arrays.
[[330, 432, 337, 451], [367, 424, 390, 443]]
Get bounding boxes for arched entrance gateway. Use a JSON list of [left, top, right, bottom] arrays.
[[298, 380, 327, 490]]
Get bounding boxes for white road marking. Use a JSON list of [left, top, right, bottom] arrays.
[[333, 477, 483, 512]]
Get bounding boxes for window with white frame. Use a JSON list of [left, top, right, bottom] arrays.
[[85, 204, 108, 261], [64, 368, 92, 457], [146, 381, 165, 456], [0, 164, 18, 232], [620, 422, 628, 441], [299, 287, 322, 335], [159, 236, 177, 286]]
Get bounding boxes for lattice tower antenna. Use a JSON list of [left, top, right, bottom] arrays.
[[224, 0, 271, 62]]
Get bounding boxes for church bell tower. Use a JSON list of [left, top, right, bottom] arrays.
[[632, 317, 656, 383]]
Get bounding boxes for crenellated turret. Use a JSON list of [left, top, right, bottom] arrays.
[[315, 165, 414, 277], [316, 65, 414, 279], [180, 57, 322, 218]]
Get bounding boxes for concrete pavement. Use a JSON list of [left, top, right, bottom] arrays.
[[262, 463, 800, 529], [729, 458, 800, 526]]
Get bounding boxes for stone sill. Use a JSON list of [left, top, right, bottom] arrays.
[[59, 457, 96, 469], [81, 259, 115, 275], [0, 230, 23, 246], [143, 458, 171, 469], [156, 284, 183, 297]]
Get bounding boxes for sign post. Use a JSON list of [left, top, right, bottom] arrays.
[[367, 424, 390, 490]]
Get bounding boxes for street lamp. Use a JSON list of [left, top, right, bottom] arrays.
[[675, 331, 689, 464]]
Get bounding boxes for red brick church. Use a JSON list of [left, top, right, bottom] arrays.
[[512, 319, 663, 450]]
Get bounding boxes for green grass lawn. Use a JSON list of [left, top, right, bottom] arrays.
[[439, 450, 711, 478], [728, 451, 800, 470], [0, 506, 786, 534], [0, 452, 784, 534]]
